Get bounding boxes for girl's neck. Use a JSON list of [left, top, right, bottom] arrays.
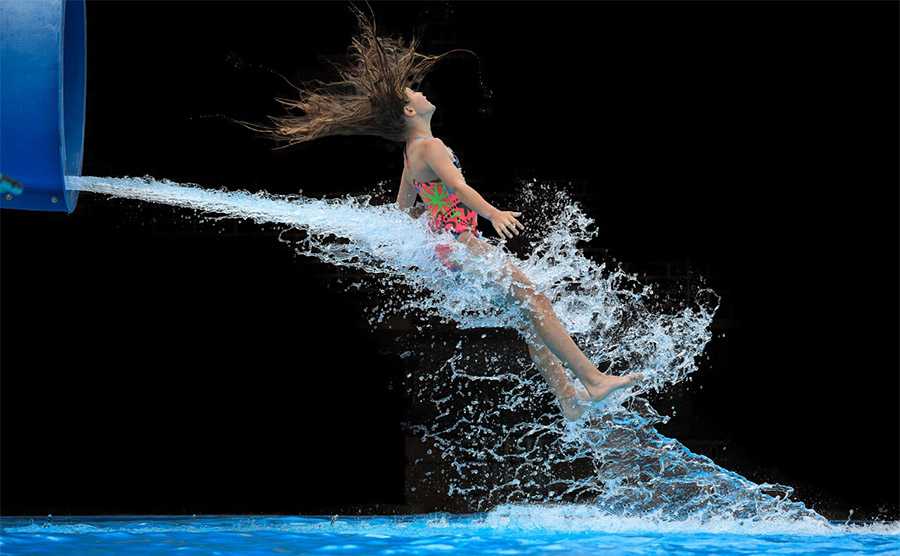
[[405, 126, 433, 144]]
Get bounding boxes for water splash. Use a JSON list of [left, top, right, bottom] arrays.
[[66, 175, 825, 526]]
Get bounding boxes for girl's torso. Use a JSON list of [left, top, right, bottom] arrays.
[[403, 136, 461, 187], [403, 136, 478, 236]]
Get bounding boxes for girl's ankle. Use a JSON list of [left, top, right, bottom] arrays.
[[559, 385, 579, 400], [580, 371, 609, 388]]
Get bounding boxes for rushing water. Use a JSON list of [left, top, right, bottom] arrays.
[[33, 176, 892, 546]]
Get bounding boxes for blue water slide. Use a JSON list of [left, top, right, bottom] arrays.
[[0, 0, 86, 213]]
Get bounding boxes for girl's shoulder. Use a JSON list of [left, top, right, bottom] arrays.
[[407, 136, 460, 173], [418, 136, 456, 161], [414, 135, 445, 151], [407, 136, 446, 166], [405, 137, 441, 182]]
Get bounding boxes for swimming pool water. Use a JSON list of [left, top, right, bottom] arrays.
[[2, 512, 898, 555]]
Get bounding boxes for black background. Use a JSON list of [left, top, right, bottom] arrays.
[[2, 1, 897, 520]]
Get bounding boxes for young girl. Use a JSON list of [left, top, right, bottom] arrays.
[[234, 3, 640, 421]]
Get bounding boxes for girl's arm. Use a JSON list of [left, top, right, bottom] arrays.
[[396, 165, 424, 218], [422, 138, 524, 238]]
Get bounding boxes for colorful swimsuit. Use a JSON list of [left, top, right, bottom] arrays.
[[404, 136, 481, 270]]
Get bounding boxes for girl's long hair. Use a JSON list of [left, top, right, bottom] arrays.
[[232, 2, 474, 149]]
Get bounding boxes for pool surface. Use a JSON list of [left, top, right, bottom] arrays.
[[2, 511, 898, 555]]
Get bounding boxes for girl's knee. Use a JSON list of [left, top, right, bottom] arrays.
[[502, 260, 531, 284], [504, 263, 536, 295], [508, 283, 534, 307], [511, 287, 551, 319]]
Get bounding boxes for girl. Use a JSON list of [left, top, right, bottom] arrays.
[[234, 3, 641, 421]]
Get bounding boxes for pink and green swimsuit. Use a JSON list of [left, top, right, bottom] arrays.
[[404, 136, 480, 238], [404, 136, 481, 270]]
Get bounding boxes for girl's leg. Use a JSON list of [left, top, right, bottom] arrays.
[[457, 231, 640, 401], [524, 332, 589, 421]]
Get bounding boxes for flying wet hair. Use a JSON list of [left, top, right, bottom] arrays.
[[232, 1, 475, 149]]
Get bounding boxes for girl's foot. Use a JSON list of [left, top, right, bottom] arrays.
[[558, 372, 644, 422], [582, 372, 643, 403], [558, 387, 591, 422]]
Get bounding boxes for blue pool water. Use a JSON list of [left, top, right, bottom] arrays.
[[2, 510, 898, 555]]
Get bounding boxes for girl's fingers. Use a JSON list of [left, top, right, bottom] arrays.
[[504, 217, 521, 237]]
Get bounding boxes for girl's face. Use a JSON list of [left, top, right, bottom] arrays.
[[404, 87, 435, 117]]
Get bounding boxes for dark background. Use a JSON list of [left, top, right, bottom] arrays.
[[2, 1, 897, 519]]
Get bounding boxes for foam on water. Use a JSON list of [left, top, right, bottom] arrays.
[[2, 512, 898, 556], [2, 512, 898, 536], [63, 175, 855, 529]]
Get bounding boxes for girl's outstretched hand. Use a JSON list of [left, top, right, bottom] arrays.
[[489, 210, 524, 239]]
